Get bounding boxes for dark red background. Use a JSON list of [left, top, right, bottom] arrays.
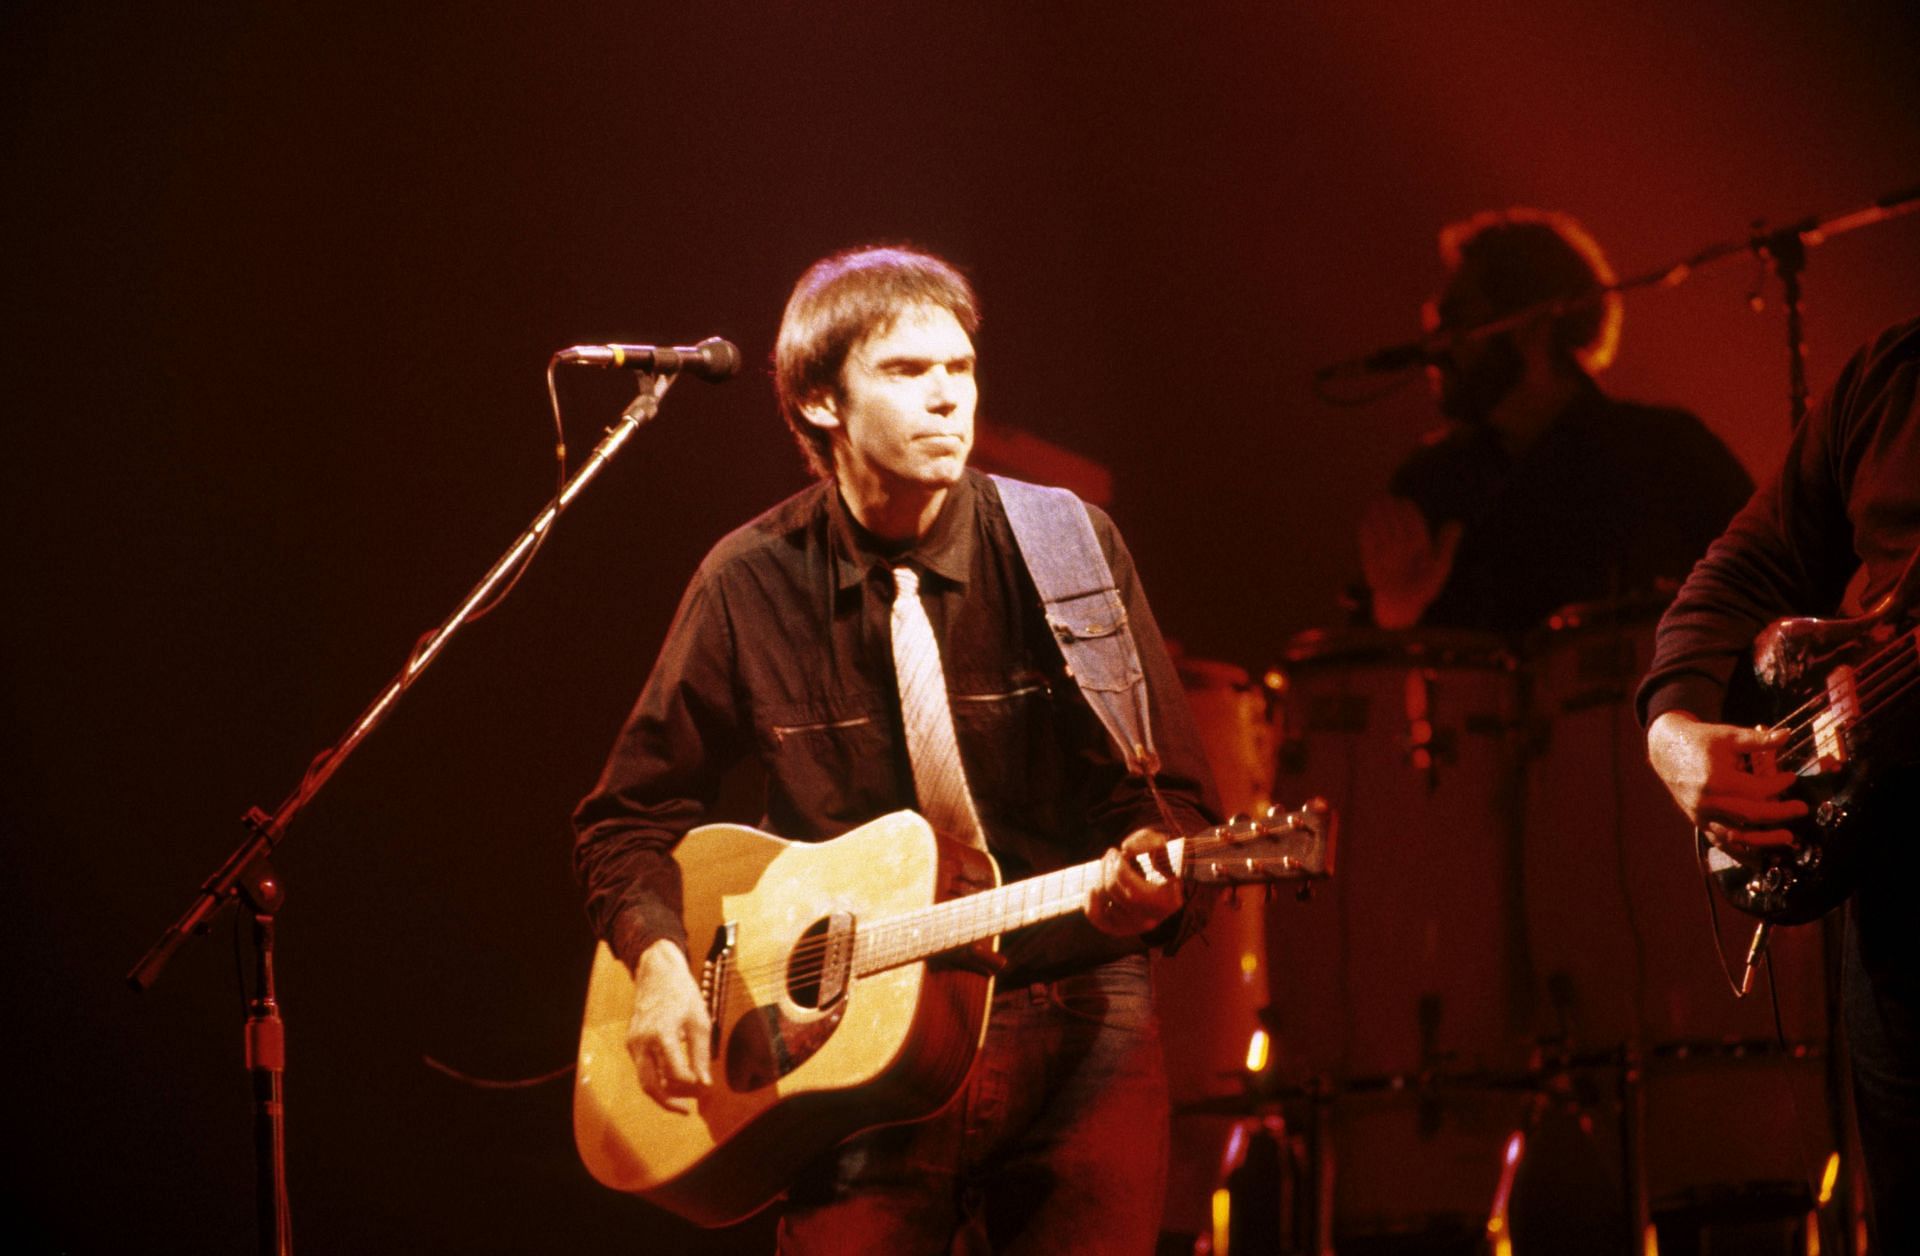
[[6, 3, 1918, 1251]]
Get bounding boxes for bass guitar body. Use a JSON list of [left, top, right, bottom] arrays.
[[1709, 598, 1920, 924], [573, 812, 996, 1226]]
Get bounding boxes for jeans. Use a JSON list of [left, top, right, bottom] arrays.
[[777, 953, 1169, 1255]]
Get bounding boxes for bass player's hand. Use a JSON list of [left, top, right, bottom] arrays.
[[1646, 710, 1807, 851], [1088, 827, 1184, 936], [626, 937, 713, 1114]]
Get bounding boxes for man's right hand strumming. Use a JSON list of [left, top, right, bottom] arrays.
[[626, 937, 713, 1114]]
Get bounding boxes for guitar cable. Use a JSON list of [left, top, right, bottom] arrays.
[[1695, 833, 1837, 1241], [1698, 827, 1763, 1002], [421, 1054, 575, 1090]]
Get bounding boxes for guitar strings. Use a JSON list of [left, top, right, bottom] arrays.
[[712, 823, 1286, 990], [720, 864, 1102, 988], [1767, 627, 1916, 751], [1776, 644, 1916, 770], [1769, 628, 1918, 771], [1844, 655, 1920, 735]]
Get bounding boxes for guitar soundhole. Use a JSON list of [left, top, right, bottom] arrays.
[[720, 911, 857, 1091], [787, 917, 831, 1009]]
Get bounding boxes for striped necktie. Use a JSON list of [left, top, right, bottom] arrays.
[[889, 564, 987, 850]]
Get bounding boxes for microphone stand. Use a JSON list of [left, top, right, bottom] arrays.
[[126, 370, 679, 1256]]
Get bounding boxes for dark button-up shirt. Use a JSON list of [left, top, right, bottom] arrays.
[[573, 469, 1220, 985]]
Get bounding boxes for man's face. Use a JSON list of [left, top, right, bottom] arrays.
[[810, 303, 978, 495], [1426, 266, 1523, 425]]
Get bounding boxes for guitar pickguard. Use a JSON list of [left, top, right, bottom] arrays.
[[724, 999, 848, 1091], [716, 909, 859, 1092]]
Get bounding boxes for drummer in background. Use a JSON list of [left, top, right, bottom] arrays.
[[1357, 208, 1753, 633]]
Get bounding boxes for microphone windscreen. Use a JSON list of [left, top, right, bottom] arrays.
[[695, 337, 743, 381]]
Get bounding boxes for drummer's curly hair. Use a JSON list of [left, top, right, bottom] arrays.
[[1439, 208, 1622, 375], [774, 245, 981, 478]]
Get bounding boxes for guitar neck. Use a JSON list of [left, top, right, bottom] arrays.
[[851, 838, 1187, 978]]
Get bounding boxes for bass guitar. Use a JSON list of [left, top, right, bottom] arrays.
[[573, 801, 1333, 1225], [1706, 555, 1920, 924]]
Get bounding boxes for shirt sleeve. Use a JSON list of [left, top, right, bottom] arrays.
[[571, 565, 748, 966], [1635, 355, 1870, 728]]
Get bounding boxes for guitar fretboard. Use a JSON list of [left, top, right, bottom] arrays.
[[849, 838, 1188, 977]]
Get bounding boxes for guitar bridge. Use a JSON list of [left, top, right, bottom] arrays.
[[702, 921, 738, 1060]]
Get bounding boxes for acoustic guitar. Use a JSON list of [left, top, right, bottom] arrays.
[[573, 802, 1333, 1225]]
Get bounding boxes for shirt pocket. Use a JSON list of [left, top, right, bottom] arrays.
[[948, 672, 1063, 830], [756, 694, 898, 834]]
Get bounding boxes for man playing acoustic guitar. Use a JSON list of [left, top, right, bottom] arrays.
[[573, 245, 1220, 1252]]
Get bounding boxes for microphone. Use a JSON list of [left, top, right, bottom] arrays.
[[1312, 338, 1440, 381], [554, 337, 741, 381]]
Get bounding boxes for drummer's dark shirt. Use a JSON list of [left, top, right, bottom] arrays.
[[1390, 381, 1753, 633], [572, 470, 1220, 987]]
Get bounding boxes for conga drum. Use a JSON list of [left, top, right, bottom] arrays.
[[1264, 628, 1531, 1241], [1519, 606, 1833, 1222], [1265, 627, 1526, 1079], [1158, 657, 1280, 1241]]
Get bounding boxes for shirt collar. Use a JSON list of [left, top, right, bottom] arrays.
[[829, 470, 979, 593]]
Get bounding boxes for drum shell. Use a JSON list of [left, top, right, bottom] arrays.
[[1159, 658, 1278, 1239], [1159, 657, 1278, 1110], [1265, 629, 1527, 1081]]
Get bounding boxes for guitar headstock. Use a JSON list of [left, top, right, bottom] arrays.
[[1184, 798, 1336, 885]]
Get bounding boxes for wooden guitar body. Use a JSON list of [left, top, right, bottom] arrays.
[[573, 812, 995, 1226], [572, 801, 1331, 1224]]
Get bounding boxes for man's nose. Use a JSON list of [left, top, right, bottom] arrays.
[[925, 367, 958, 412]]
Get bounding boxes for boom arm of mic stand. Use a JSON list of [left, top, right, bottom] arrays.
[[1309, 180, 1920, 393], [127, 372, 676, 991]]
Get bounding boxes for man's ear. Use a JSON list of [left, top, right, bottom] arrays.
[[799, 391, 841, 432]]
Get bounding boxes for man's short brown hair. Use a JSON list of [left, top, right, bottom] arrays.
[[774, 245, 981, 476]]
